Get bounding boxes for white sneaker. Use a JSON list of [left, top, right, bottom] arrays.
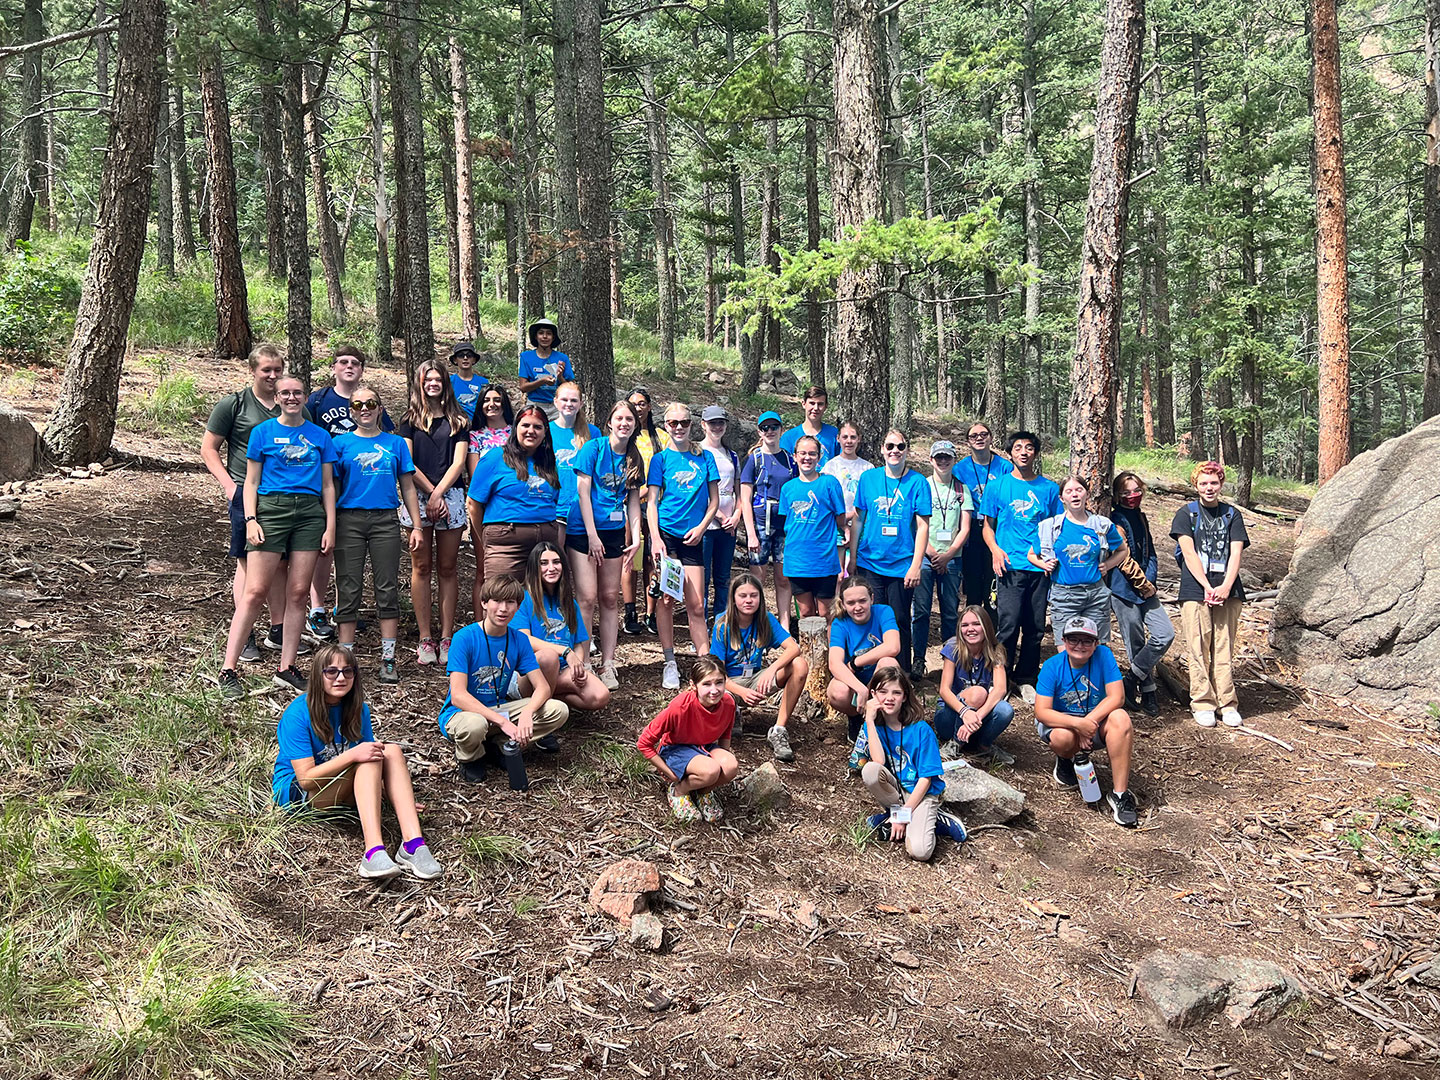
[[1194, 710, 1217, 728], [1020, 684, 1037, 706], [599, 662, 620, 691], [1221, 707, 1243, 728], [662, 660, 680, 690]]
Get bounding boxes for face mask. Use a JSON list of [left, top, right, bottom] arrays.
[[1119, 491, 1143, 509]]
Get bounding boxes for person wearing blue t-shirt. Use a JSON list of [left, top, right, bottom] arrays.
[[825, 578, 902, 740], [709, 573, 809, 762], [778, 385, 841, 466], [273, 644, 441, 879], [980, 431, 1061, 694], [646, 403, 720, 690], [549, 381, 602, 535], [740, 412, 798, 632], [220, 376, 337, 699], [447, 340, 489, 418], [956, 421, 1012, 614], [1029, 474, 1129, 647], [515, 543, 611, 715], [777, 436, 847, 618], [331, 385, 425, 685], [850, 429, 932, 674], [440, 575, 571, 783], [467, 404, 562, 583], [516, 318, 573, 419], [1033, 615, 1137, 828]]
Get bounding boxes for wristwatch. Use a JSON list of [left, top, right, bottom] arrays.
[[244, 515, 257, 522]]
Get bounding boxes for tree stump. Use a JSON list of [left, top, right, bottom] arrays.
[[797, 615, 842, 726]]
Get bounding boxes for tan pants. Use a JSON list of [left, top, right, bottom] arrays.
[[1179, 598, 1242, 712], [860, 761, 940, 862], [447, 699, 570, 762]]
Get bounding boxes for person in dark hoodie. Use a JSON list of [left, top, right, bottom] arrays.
[[1107, 472, 1174, 717]]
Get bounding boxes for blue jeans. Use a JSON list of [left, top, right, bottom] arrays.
[[911, 559, 961, 673], [702, 528, 738, 619], [932, 698, 1015, 747]]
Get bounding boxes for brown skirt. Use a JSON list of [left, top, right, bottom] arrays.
[[482, 521, 559, 583]]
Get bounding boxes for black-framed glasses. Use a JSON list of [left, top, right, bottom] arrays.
[[885, 441, 907, 451], [968, 432, 991, 440], [1062, 636, 1097, 647], [322, 666, 356, 679]]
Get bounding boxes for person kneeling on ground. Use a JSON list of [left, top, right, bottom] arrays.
[[710, 572, 809, 762], [637, 655, 739, 823], [272, 644, 441, 880], [933, 605, 1015, 765], [857, 666, 964, 861], [514, 543, 612, 715], [438, 575, 570, 783], [1033, 616, 1138, 828]]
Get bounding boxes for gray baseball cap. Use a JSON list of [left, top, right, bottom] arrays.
[[929, 440, 957, 457], [1062, 616, 1100, 639], [701, 405, 728, 422]]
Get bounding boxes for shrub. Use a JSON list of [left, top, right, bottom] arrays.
[[0, 242, 81, 363]]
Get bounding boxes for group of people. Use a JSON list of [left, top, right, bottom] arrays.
[[203, 321, 1252, 876]]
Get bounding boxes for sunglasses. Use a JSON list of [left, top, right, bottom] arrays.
[[759, 424, 780, 433], [351, 400, 380, 411], [932, 454, 954, 462], [885, 441, 907, 451], [321, 666, 356, 678], [968, 432, 991, 440], [665, 418, 691, 427]]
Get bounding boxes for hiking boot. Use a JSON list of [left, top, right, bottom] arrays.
[[1221, 707, 1244, 728], [696, 789, 724, 822], [1107, 789, 1139, 828], [910, 665, 928, 684], [936, 808, 968, 843], [377, 658, 399, 685], [1122, 674, 1141, 708], [1194, 709, 1217, 728], [306, 610, 336, 644], [219, 668, 244, 701], [358, 849, 402, 880], [766, 724, 795, 762], [536, 733, 560, 753], [458, 757, 487, 784], [416, 639, 438, 666], [599, 662, 620, 691], [661, 660, 680, 690], [1053, 755, 1079, 789], [238, 632, 262, 664], [1019, 684, 1037, 706], [667, 785, 701, 822], [439, 637, 452, 664], [623, 609, 644, 636], [395, 842, 444, 880], [1141, 689, 1160, 717], [273, 665, 307, 693]]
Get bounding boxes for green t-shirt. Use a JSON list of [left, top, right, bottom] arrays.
[[205, 388, 310, 484], [927, 474, 973, 549]]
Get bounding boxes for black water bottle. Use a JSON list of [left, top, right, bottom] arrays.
[[500, 739, 530, 792]]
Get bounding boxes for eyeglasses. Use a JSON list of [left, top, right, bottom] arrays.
[[968, 432, 991, 441], [322, 666, 356, 679], [278, 390, 305, 398], [1062, 636, 1097, 646], [759, 424, 780, 433], [351, 400, 380, 411], [885, 441, 907, 451]]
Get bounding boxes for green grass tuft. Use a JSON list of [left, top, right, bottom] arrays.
[[461, 832, 529, 866], [567, 735, 654, 788]]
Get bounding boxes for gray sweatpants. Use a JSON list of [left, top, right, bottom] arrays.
[[1111, 594, 1176, 692], [1049, 580, 1111, 644]]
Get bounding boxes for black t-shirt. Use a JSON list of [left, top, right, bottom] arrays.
[[1169, 501, 1249, 602], [396, 417, 469, 487]]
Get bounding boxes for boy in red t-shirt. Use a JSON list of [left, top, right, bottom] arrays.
[[638, 656, 738, 822]]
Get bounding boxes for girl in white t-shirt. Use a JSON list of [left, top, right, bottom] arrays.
[[820, 421, 872, 557]]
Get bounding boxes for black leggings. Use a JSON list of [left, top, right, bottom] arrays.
[[862, 567, 915, 673]]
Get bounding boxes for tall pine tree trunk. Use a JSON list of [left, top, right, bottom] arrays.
[[551, 0, 582, 342], [5, 0, 45, 248], [371, 33, 393, 365], [254, 0, 286, 278], [1020, 0, 1043, 433], [432, 60, 462, 306], [154, 70, 175, 277], [885, 7, 915, 431], [304, 65, 346, 319], [1312, 0, 1351, 482], [803, 2, 825, 387], [1187, 32, 1209, 458], [278, 0, 313, 388], [167, 44, 197, 264], [45, 0, 165, 465], [573, 0, 615, 408], [726, 22, 756, 384], [1422, 0, 1440, 418], [388, 26, 410, 337], [641, 63, 677, 376], [395, 0, 434, 378], [451, 36, 483, 342], [199, 48, 253, 359], [1146, 28, 1174, 444]]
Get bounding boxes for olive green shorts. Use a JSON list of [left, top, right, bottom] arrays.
[[249, 492, 326, 554]]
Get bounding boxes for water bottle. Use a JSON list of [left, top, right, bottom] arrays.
[[500, 738, 530, 792], [1074, 753, 1102, 804]]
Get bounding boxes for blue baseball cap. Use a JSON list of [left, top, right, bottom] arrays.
[[757, 411, 782, 428]]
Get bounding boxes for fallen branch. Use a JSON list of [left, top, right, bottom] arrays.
[[1236, 725, 1294, 752]]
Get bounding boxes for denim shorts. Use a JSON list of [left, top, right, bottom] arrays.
[[749, 510, 785, 566], [659, 741, 722, 777]]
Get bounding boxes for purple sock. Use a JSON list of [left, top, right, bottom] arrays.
[[364, 845, 386, 860], [403, 836, 427, 855]]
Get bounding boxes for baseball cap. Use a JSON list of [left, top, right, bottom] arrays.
[[929, 440, 957, 458], [757, 411, 782, 428], [702, 405, 728, 422], [1062, 616, 1100, 640]]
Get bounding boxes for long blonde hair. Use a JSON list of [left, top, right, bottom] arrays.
[[405, 359, 469, 434], [554, 380, 592, 453]]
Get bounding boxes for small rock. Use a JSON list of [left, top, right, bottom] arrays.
[[643, 987, 673, 1012], [630, 912, 665, 951], [0, 498, 16, 521], [707, 371, 726, 384], [68, 468, 91, 480], [735, 762, 791, 812], [1243, 823, 1263, 839], [1383, 1037, 1414, 1058], [939, 760, 1026, 824], [1057, 921, 1089, 945], [1135, 950, 1303, 1030], [796, 901, 820, 931], [589, 859, 661, 926], [87, 461, 105, 475], [891, 950, 922, 970]]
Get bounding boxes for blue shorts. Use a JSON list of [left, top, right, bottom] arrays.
[[659, 741, 721, 777], [749, 514, 785, 566]]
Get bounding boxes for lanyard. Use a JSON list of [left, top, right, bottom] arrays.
[[884, 469, 905, 522], [932, 476, 959, 520], [1065, 656, 1096, 712], [479, 629, 507, 698]]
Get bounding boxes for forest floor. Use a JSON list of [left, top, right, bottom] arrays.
[[1, 337, 1438, 1080]]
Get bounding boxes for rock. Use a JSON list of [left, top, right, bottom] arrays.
[[723, 417, 760, 457], [87, 461, 105, 475], [1271, 416, 1440, 710], [68, 468, 91, 480], [891, 950, 921, 970], [796, 901, 820, 930], [1135, 951, 1303, 1029], [938, 760, 1025, 824], [629, 912, 665, 951], [589, 859, 661, 925], [1383, 1037, 1415, 1058], [735, 762, 792, 812], [0, 405, 38, 483], [706, 371, 727, 384], [0, 498, 16, 521], [643, 987, 673, 1012]]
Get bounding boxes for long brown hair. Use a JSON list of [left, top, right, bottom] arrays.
[[480, 384, 516, 428], [605, 399, 645, 490], [524, 542, 580, 637], [718, 572, 774, 654], [868, 665, 923, 727], [405, 359, 468, 434], [955, 605, 1007, 670], [503, 404, 559, 487], [305, 644, 366, 746], [553, 380, 592, 452]]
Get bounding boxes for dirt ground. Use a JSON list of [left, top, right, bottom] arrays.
[[2, 349, 1438, 1080]]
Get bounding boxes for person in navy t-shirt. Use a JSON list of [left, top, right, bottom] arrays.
[[740, 411, 797, 631]]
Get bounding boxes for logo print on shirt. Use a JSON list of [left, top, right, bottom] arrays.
[[788, 491, 820, 523], [471, 664, 504, 695], [280, 435, 318, 462], [670, 466, 699, 488], [526, 474, 550, 492], [873, 487, 906, 516], [1009, 489, 1040, 520], [1060, 675, 1100, 712]]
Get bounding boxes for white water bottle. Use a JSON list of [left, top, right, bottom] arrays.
[[1074, 753, 1102, 804]]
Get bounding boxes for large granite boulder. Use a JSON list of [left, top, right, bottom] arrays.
[[1271, 416, 1440, 711], [0, 404, 39, 482]]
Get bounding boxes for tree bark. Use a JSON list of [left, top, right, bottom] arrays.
[[551, 0, 582, 344], [641, 63, 677, 376], [727, 22, 756, 384], [574, 0, 616, 408], [432, 60, 462, 306], [831, 0, 889, 443], [1423, 0, 1440, 419], [167, 44, 196, 264], [1067, 0, 1145, 504], [153, 66, 175, 277], [254, 0, 286, 278], [451, 35, 483, 342], [803, 3, 825, 387], [519, 0, 544, 317], [45, 0, 165, 466], [278, 0, 313, 388], [371, 33, 393, 365], [1186, 31, 1208, 458], [304, 64, 346, 320], [395, 0, 434, 378], [5, 0, 45, 248], [199, 47, 253, 359], [95, 0, 110, 102], [1020, 0, 1043, 434], [885, 7, 914, 432], [388, 25, 410, 337], [1312, 0, 1351, 482], [762, 0, 782, 373], [1145, 25, 1174, 444]]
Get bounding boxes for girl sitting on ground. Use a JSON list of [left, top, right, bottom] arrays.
[[637, 655, 738, 823], [514, 542, 612, 715], [271, 644, 441, 880], [858, 665, 953, 863], [933, 605, 1015, 764], [709, 572, 810, 763]]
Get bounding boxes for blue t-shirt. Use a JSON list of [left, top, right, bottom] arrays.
[[305, 386, 395, 435], [514, 592, 590, 658], [779, 423, 841, 467], [438, 623, 540, 733], [246, 418, 337, 496], [333, 431, 415, 511], [1035, 645, 1124, 716], [830, 603, 900, 666], [551, 421, 601, 524], [272, 695, 375, 806], [777, 474, 846, 577], [709, 612, 791, 677], [451, 372, 489, 418], [981, 473, 1061, 574], [1040, 515, 1125, 587], [854, 468, 933, 577], [956, 455, 1013, 545], [518, 349, 573, 405], [874, 720, 946, 796], [569, 436, 632, 532], [647, 447, 719, 537], [467, 451, 560, 524], [739, 448, 797, 516]]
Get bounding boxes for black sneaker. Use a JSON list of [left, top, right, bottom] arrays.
[[1122, 674, 1141, 709], [377, 658, 399, 684], [219, 668, 244, 701], [260, 626, 311, 656], [1053, 756, 1079, 789], [458, 758, 487, 784], [623, 610, 644, 636], [305, 610, 336, 644], [536, 733, 560, 753], [1141, 689, 1159, 717], [645, 614, 659, 634], [273, 665, 307, 692], [1107, 789, 1139, 828], [238, 632, 262, 663]]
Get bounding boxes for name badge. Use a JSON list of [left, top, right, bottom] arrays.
[[1207, 559, 1227, 575], [890, 805, 912, 824], [933, 529, 953, 546], [609, 510, 625, 522], [742, 665, 755, 678], [881, 525, 899, 537]]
